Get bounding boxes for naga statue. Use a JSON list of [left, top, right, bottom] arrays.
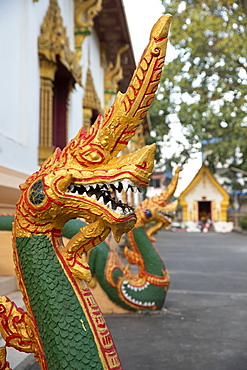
[[88, 167, 180, 311], [136, 167, 180, 242], [0, 14, 172, 370]]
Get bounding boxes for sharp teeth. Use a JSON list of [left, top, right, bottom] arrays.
[[115, 181, 120, 190], [98, 196, 104, 204], [122, 179, 129, 192], [69, 184, 75, 192], [116, 206, 124, 215], [111, 181, 118, 190], [67, 180, 135, 216], [132, 187, 137, 193], [117, 182, 123, 192]]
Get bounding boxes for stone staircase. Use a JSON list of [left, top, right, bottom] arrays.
[[0, 276, 36, 369]]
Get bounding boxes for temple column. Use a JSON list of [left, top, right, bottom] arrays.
[[38, 59, 57, 165], [221, 200, 228, 222], [39, 77, 54, 163]]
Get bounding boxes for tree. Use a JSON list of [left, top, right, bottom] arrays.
[[150, 0, 247, 186]]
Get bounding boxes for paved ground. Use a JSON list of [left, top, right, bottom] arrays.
[[27, 231, 247, 370]]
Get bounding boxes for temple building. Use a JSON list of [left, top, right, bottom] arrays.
[[179, 163, 230, 224], [0, 0, 152, 215]]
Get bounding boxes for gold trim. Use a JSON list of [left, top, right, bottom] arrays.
[[83, 67, 102, 112], [74, 0, 102, 62], [211, 201, 216, 222], [104, 44, 129, 111], [83, 67, 102, 131], [221, 200, 229, 222], [83, 108, 93, 132], [38, 0, 82, 165], [38, 76, 54, 165], [38, 0, 81, 85], [193, 202, 197, 222], [39, 57, 57, 81]]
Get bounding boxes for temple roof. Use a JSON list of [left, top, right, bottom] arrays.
[[94, 0, 136, 92], [180, 163, 229, 202]]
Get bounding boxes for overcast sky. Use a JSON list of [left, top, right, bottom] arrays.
[[123, 0, 165, 62]]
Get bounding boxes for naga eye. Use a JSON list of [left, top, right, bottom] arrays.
[[86, 151, 101, 162], [145, 210, 152, 218], [78, 149, 104, 164], [29, 179, 46, 205]]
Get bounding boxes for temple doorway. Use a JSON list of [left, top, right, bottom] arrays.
[[198, 201, 211, 221]]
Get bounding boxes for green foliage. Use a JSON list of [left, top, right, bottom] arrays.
[[240, 214, 247, 231], [150, 0, 247, 177]]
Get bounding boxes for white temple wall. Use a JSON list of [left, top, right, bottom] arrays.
[[0, 0, 103, 177], [90, 29, 105, 108]]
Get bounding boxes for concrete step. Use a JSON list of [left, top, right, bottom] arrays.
[[0, 290, 36, 369], [5, 348, 35, 370], [0, 276, 17, 296]]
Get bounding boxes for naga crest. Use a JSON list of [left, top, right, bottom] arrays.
[[16, 15, 172, 244]]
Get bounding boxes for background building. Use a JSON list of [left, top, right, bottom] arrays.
[[179, 163, 230, 225]]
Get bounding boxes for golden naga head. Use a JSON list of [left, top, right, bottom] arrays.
[[135, 167, 180, 228], [16, 15, 172, 241]]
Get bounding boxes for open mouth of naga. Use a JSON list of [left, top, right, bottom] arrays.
[[67, 179, 142, 216], [157, 211, 173, 222]]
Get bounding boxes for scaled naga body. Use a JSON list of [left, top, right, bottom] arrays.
[[0, 15, 171, 369]]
